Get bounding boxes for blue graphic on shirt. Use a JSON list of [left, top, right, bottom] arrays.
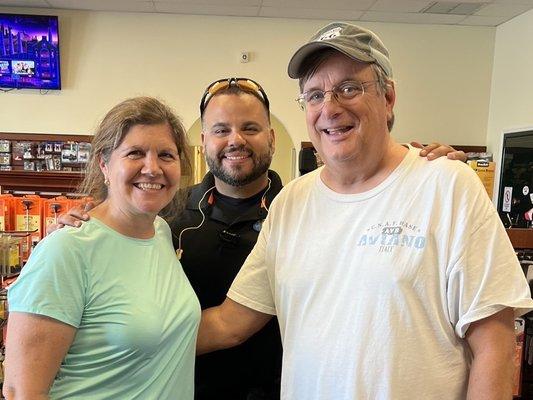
[[357, 220, 426, 253]]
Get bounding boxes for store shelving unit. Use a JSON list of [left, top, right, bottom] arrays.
[[0, 132, 92, 196]]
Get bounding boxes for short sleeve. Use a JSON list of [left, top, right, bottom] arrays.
[[8, 229, 87, 328], [228, 212, 276, 315], [447, 207, 533, 338]]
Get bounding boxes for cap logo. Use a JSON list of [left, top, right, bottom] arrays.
[[317, 27, 342, 42]]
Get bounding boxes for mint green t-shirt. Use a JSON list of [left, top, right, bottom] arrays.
[[8, 216, 201, 399]]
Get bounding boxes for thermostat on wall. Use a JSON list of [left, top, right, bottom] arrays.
[[240, 51, 250, 63]]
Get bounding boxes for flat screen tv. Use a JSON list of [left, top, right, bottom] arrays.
[[0, 13, 61, 90], [497, 130, 533, 228]]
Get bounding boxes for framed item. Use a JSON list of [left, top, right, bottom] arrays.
[[77, 142, 91, 163], [23, 160, 35, 171], [0, 140, 10, 153], [61, 142, 78, 164], [0, 153, 11, 165]]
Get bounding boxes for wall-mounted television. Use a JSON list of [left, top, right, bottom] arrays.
[[497, 130, 533, 228], [0, 13, 61, 90]]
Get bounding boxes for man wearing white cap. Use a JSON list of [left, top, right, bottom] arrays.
[[198, 22, 533, 399]]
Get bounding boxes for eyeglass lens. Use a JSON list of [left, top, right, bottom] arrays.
[[298, 80, 378, 110]]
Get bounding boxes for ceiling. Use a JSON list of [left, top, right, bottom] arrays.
[[1, 0, 533, 26]]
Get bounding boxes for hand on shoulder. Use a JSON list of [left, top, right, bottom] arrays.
[[46, 201, 95, 235]]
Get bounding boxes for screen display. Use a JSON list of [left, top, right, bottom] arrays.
[[0, 60, 8, 73], [498, 130, 533, 228], [12, 60, 35, 75], [0, 13, 61, 89]]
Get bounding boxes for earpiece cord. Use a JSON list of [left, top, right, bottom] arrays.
[[176, 185, 215, 259], [176, 176, 272, 259], [261, 177, 272, 213]]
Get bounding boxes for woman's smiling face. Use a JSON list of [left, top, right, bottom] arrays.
[[100, 122, 181, 219]]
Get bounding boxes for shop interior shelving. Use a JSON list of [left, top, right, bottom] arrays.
[[0, 132, 92, 196]]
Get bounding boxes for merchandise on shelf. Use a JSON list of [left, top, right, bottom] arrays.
[[0, 194, 92, 263], [0, 235, 21, 277], [14, 196, 43, 262], [0, 195, 15, 232], [466, 152, 495, 198], [0, 138, 91, 173]]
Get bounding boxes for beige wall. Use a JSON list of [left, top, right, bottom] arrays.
[[486, 9, 533, 202], [1, 7, 495, 154]]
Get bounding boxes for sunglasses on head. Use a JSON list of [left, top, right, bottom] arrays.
[[199, 77, 270, 116]]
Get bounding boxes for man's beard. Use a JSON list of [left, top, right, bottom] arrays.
[[206, 143, 273, 187]]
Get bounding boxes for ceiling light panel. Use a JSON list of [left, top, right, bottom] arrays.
[[362, 10, 465, 23], [261, 0, 375, 9], [448, 2, 486, 13], [475, 3, 532, 16], [259, 6, 364, 19], [370, 0, 435, 13], [422, 1, 486, 14], [155, 0, 261, 5]]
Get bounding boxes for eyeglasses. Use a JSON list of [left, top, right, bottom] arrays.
[[296, 80, 379, 111], [199, 77, 270, 116]]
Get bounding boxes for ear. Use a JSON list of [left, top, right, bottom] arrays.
[[99, 155, 108, 180], [384, 81, 396, 121], [269, 128, 276, 155], [200, 131, 206, 154]]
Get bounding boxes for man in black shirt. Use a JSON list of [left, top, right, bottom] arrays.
[[173, 78, 283, 399]]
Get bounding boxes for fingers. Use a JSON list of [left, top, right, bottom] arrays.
[[70, 204, 91, 221], [46, 223, 64, 235], [414, 142, 468, 162], [425, 145, 467, 162], [416, 142, 442, 158], [45, 202, 94, 234], [56, 204, 91, 228], [83, 201, 96, 212], [447, 151, 467, 162], [57, 213, 84, 228]]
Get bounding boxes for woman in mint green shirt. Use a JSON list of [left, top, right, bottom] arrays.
[[4, 97, 201, 399]]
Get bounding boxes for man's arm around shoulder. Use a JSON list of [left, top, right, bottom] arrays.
[[197, 297, 272, 355]]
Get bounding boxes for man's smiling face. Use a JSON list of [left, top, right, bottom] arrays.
[[201, 93, 275, 187]]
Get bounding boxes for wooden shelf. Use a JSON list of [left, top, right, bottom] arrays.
[[0, 170, 84, 195], [507, 228, 533, 249], [0, 132, 92, 142]]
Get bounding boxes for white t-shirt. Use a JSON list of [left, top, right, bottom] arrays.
[[228, 148, 533, 400]]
